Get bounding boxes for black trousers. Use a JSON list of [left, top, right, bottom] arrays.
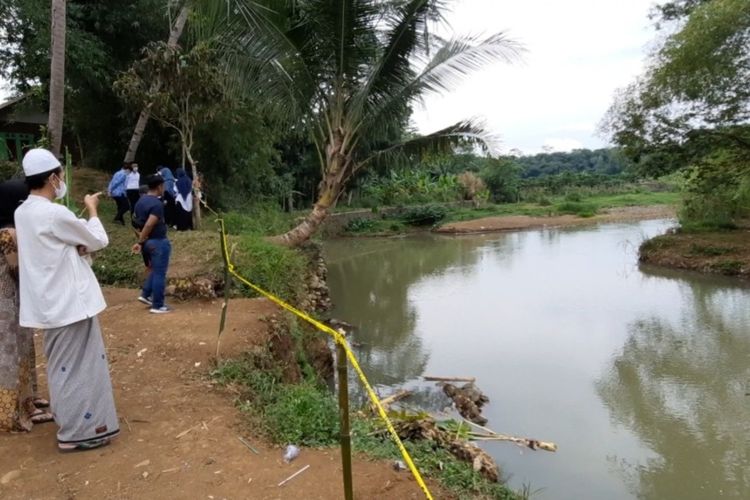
[[113, 195, 130, 223], [126, 189, 140, 213]]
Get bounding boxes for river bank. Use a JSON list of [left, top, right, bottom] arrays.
[[435, 205, 675, 234], [639, 229, 750, 279]]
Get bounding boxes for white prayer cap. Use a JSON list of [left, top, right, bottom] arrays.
[[22, 148, 61, 177]]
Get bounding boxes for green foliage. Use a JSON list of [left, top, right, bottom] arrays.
[[479, 157, 522, 202], [555, 201, 598, 218], [0, 0, 172, 166], [234, 235, 307, 302], [710, 260, 743, 275], [264, 382, 339, 446], [91, 247, 141, 286], [516, 148, 628, 178], [220, 207, 294, 236], [359, 169, 461, 207], [399, 204, 449, 226], [0, 161, 22, 181], [345, 217, 377, 233]]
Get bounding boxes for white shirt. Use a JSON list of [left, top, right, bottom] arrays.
[[126, 170, 140, 190], [14, 195, 109, 329]]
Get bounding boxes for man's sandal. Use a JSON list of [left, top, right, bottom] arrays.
[[58, 438, 111, 453]]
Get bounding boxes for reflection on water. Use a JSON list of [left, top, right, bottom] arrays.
[[598, 268, 750, 499], [324, 221, 750, 499]]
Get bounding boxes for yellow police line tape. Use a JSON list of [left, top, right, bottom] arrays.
[[213, 218, 433, 500]]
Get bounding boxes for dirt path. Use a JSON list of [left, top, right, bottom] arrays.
[[0, 288, 434, 499], [436, 205, 676, 234]]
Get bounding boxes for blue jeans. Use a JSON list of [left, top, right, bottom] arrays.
[[141, 238, 171, 308]]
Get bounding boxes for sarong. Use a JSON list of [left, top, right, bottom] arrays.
[[44, 316, 119, 444]]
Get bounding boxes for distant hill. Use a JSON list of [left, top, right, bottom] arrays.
[[516, 148, 628, 178]]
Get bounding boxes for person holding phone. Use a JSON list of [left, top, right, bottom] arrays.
[[15, 148, 120, 452]]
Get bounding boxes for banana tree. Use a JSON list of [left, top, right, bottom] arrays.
[[202, 0, 520, 246]]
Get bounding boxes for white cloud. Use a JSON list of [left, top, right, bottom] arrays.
[[412, 0, 659, 154], [542, 138, 585, 152]]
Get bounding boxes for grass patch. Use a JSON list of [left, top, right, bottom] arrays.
[[710, 260, 744, 275], [688, 244, 737, 256], [212, 353, 339, 447], [233, 235, 307, 302], [554, 201, 597, 217], [221, 206, 296, 236]]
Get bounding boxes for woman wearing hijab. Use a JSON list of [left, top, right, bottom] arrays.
[[0, 179, 53, 432], [159, 166, 177, 227], [174, 168, 193, 231]]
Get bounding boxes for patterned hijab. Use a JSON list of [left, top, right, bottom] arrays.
[[0, 179, 29, 228]]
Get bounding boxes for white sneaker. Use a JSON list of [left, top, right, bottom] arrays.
[[149, 306, 172, 314], [137, 296, 153, 306]]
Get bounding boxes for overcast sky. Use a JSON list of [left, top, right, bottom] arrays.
[[1, 0, 659, 155], [412, 0, 660, 154]]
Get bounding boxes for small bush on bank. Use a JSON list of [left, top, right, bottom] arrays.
[[555, 201, 598, 217], [399, 204, 448, 226], [345, 217, 377, 233]]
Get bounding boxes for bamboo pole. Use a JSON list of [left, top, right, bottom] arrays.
[[216, 226, 231, 359], [461, 418, 558, 452], [423, 376, 476, 383], [371, 389, 411, 412], [336, 341, 354, 500]]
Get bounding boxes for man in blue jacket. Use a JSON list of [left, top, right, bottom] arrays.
[[108, 163, 133, 225]]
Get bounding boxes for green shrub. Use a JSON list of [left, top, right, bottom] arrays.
[[345, 217, 377, 233], [234, 235, 307, 302], [399, 204, 448, 226], [537, 197, 552, 206], [555, 201, 598, 217], [264, 382, 339, 446], [564, 192, 583, 202], [0, 161, 22, 181]]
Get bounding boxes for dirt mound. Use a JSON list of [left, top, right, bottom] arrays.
[[0, 288, 435, 499]]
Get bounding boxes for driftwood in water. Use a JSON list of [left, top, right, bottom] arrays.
[[371, 389, 412, 412], [423, 376, 476, 383], [443, 383, 489, 426], [463, 418, 558, 452]]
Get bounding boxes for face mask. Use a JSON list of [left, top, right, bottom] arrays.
[[53, 176, 67, 200]]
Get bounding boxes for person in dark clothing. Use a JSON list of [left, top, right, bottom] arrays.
[[159, 166, 177, 227], [132, 174, 171, 314], [174, 168, 193, 231]]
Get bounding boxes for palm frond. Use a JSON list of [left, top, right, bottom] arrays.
[[358, 32, 522, 140], [357, 118, 499, 172]]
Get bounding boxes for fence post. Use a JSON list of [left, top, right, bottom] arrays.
[[336, 338, 354, 500]]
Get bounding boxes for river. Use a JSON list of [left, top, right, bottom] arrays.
[[324, 219, 750, 500]]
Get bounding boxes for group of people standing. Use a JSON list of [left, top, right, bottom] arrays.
[[108, 163, 194, 232], [0, 149, 119, 451]]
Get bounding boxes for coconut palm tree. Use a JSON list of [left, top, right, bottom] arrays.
[[203, 0, 520, 246], [48, 0, 67, 157]]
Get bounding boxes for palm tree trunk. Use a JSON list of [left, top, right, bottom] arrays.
[[123, 5, 189, 163], [48, 0, 67, 157], [270, 171, 344, 247]]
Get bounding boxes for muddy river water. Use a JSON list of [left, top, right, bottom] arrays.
[[324, 219, 750, 500]]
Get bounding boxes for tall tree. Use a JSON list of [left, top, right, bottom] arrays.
[[48, 0, 66, 156], [115, 41, 234, 226], [201, 0, 520, 246], [123, 4, 189, 163]]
